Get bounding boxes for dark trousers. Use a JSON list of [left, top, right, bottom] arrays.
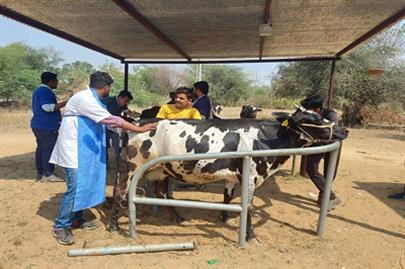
[[32, 128, 58, 177], [306, 146, 341, 200], [107, 130, 121, 161]]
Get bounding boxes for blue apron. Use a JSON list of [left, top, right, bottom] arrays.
[[73, 89, 107, 212]]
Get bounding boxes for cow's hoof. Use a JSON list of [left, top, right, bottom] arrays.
[[225, 218, 237, 227], [246, 231, 258, 242], [248, 237, 263, 246], [175, 215, 186, 224], [178, 220, 192, 226], [221, 212, 230, 223], [107, 222, 120, 233]]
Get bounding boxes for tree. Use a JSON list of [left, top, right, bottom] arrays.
[[185, 65, 251, 106], [0, 43, 41, 104], [270, 24, 405, 125], [59, 61, 95, 95]]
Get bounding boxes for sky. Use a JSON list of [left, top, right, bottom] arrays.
[[0, 15, 279, 85]]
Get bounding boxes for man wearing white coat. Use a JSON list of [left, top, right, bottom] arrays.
[[49, 71, 156, 245]]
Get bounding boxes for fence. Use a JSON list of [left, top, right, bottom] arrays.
[[128, 141, 341, 247]]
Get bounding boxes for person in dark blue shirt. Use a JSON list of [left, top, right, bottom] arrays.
[[192, 81, 213, 119], [102, 90, 133, 160], [31, 72, 67, 182]]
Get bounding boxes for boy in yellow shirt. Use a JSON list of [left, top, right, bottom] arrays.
[[156, 87, 201, 120], [155, 87, 202, 194]]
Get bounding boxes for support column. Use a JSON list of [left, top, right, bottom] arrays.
[[124, 62, 129, 92], [327, 60, 336, 109]]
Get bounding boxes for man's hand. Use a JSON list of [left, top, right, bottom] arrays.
[[54, 100, 68, 111], [140, 122, 157, 132]]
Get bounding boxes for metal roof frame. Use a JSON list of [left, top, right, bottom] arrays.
[[1, 2, 403, 63]]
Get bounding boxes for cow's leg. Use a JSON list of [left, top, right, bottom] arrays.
[[154, 177, 185, 224], [221, 181, 236, 222], [245, 176, 257, 241], [108, 158, 131, 232], [246, 210, 257, 241]]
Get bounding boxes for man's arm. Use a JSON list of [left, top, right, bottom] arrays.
[[193, 98, 210, 119], [54, 100, 67, 111]]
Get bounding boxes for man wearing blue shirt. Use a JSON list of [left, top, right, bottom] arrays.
[[102, 90, 133, 160], [31, 72, 67, 182], [193, 81, 213, 120]]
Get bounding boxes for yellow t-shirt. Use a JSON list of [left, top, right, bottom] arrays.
[[156, 104, 202, 120]]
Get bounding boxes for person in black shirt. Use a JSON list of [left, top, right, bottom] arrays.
[[301, 94, 342, 210], [167, 91, 176, 104], [102, 90, 133, 160]]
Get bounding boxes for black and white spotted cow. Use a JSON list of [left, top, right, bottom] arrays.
[[108, 107, 347, 241]]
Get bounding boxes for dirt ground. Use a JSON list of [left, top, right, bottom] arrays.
[[0, 109, 404, 269]]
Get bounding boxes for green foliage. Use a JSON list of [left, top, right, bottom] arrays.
[[132, 89, 166, 107], [270, 97, 302, 110], [0, 43, 43, 104], [100, 63, 124, 95], [58, 61, 95, 95], [271, 61, 330, 99], [199, 65, 251, 106], [271, 24, 405, 126]]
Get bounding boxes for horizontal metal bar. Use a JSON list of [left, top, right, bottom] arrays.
[[133, 197, 242, 212], [122, 56, 340, 64], [68, 242, 194, 256], [135, 142, 340, 176]]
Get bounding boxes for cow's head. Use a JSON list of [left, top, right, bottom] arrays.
[[211, 104, 223, 119], [240, 104, 262, 119], [276, 106, 348, 145]]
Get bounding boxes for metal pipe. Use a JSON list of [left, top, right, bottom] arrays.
[[124, 63, 129, 92], [128, 141, 341, 244], [129, 168, 143, 238], [133, 197, 242, 212], [122, 56, 340, 64], [316, 142, 340, 236], [239, 156, 251, 247], [327, 60, 336, 109], [68, 242, 195, 257]]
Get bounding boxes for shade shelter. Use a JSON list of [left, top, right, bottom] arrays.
[[1, 0, 404, 248]]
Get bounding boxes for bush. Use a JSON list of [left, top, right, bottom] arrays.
[[246, 94, 272, 108], [133, 89, 166, 107], [360, 105, 405, 126], [271, 97, 302, 109]]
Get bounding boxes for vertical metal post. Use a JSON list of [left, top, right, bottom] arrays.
[[327, 60, 336, 109], [239, 156, 251, 247], [316, 142, 340, 236], [198, 63, 202, 80], [124, 62, 129, 92], [129, 172, 141, 238]]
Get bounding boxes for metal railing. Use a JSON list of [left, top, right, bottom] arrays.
[[128, 141, 341, 247]]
